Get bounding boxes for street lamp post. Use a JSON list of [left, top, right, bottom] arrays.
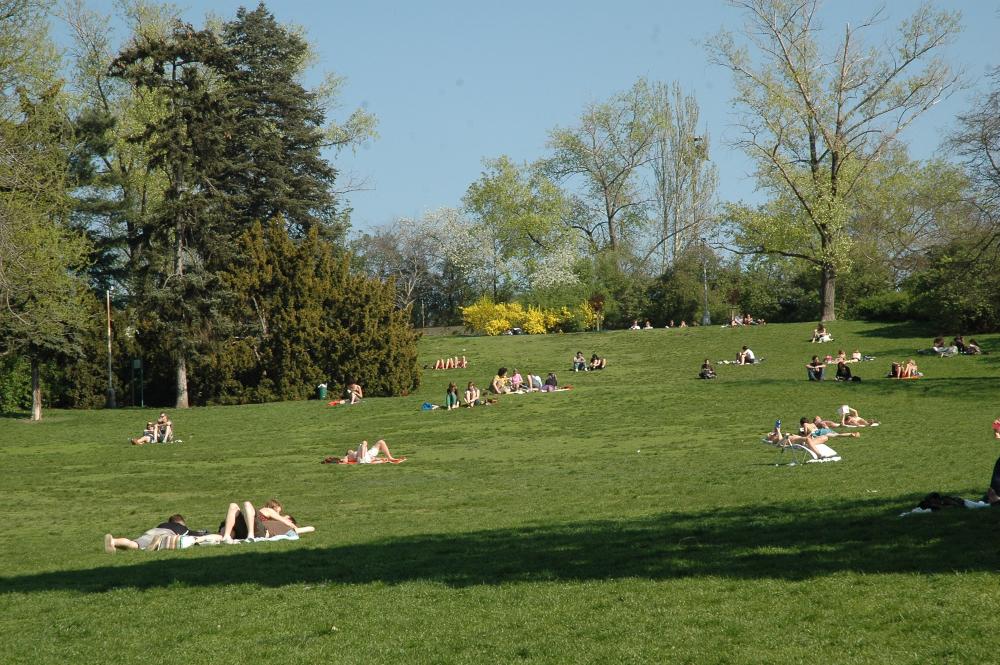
[[105, 287, 116, 408], [700, 239, 711, 326]]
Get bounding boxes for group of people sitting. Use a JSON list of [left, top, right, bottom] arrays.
[[888, 359, 922, 379], [490, 367, 560, 394], [805, 355, 862, 381], [572, 351, 607, 371], [728, 313, 764, 327], [920, 336, 984, 357], [104, 498, 314, 553], [764, 405, 878, 460], [130, 412, 174, 445], [431, 355, 468, 369]]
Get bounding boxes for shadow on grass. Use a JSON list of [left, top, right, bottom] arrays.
[[855, 321, 936, 339], [3, 495, 998, 594]]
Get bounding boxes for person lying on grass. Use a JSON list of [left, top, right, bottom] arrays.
[[334, 439, 403, 465], [764, 423, 835, 458], [105, 514, 211, 553], [799, 417, 860, 439], [219, 498, 313, 542], [840, 405, 878, 427]]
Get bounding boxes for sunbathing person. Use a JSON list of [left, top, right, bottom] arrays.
[[806, 355, 825, 381], [840, 405, 878, 427], [800, 417, 860, 439], [464, 381, 481, 407], [590, 354, 607, 370], [490, 367, 511, 394], [737, 346, 756, 365], [154, 413, 173, 442], [699, 359, 716, 379], [541, 372, 558, 392], [966, 338, 983, 355], [834, 360, 854, 382], [334, 439, 403, 465], [446, 382, 459, 410], [813, 415, 839, 429], [345, 380, 364, 404], [811, 323, 832, 343], [510, 369, 523, 391], [900, 358, 921, 378], [220, 498, 312, 541], [850, 349, 862, 362], [765, 423, 837, 459], [526, 372, 543, 391], [105, 514, 204, 553], [130, 421, 157, 446]]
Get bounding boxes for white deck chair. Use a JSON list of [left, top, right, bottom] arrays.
[[762, 436, 840, 465]]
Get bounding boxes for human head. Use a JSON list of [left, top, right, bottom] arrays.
[[168, 514, 186, 525], [467, 381, 475, 389], [448, 382, 457, 391], [742, 345, 748, 351], [498, 367, 507, 377], [264, 498, 282, 513], [812, 355, 819, 362], [146, 422, 154, 428], [838, 360, 846, 367]]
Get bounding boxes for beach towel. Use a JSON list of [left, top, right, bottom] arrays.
[[322, 456, 407, 465]]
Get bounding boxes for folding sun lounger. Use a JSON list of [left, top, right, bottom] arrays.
[[762, 437, 840, 465]]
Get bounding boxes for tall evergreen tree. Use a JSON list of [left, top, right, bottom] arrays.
[[109, 23, 238, 408], [219, 4, 345, 242]]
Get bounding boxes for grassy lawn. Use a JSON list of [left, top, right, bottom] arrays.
[[1, 320, 998, 664]]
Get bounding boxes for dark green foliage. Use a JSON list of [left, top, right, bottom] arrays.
[[219, 4, 345, 242], [906, 238, 1000, 332], [0, 356, 31, 413]]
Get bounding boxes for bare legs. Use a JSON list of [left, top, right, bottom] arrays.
[[361, 439, 399, 462], [220, 501, 256, 541]]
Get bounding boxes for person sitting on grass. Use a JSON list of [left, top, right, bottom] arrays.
[[833, 349, 847, 364], [737, 346, 756, 365], [105, 514, 205, 553], [811, 323, 832, 343], [573, 351, 588, 372], [834, 360, 854, 382], [445, 382, 460, 410], [335, 440, 403, 465], [590, 354, 607, 370], [643, 319, 654, 329], [851, 349, 862, 362], [901, 358, 921, 378], [966, 338, 983, 355], [699, 359, 716, 379], [806, 355, 825, 381], [840, 405, 878, 427], [629, 319, 641, 330], [345, 380, 364, 404], [490, 367, 511, 394], [464, 381, 481, 407], [510, 369, 523, 391], [154, 413, 173, 442], [131, 421, 157, 446], [526, 372, 543, 391], [541, 372, 558, 392]]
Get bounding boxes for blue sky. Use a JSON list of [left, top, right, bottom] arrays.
[[57, 1, 1000, 232]]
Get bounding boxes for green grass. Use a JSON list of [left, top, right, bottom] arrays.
[[2, 320, 999, 664]]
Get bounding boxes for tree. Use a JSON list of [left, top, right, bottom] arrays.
[[709, 0, 961, 320], [645, 82, 719, 271], [110, 22, 239, 408], [0, 2, 91, 420], [540, 79, 658, 254]]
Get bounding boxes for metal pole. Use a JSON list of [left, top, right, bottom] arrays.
[[105, 288, 116, 408], [701, 240, 712, 326]]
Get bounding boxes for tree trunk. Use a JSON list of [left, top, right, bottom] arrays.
[[30, 357, 41, 421], [820, 264, 837, 321], [176, 354, 189, 408]]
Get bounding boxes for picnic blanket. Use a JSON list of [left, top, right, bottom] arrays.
[[149, 531, 302, 550]]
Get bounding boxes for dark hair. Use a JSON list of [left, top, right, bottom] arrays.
[[498, 367, 507, 376], [799, 417, 808, 425], [168, 514, 186, 524], [812, 355, 819, 362]]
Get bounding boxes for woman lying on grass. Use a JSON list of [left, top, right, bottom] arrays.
[[799, 417, 860, 439], [219, 498, 314, 542], [332, 439, 404, 464], [840, 405, 878, 427]]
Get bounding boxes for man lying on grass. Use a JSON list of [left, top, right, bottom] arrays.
[[105, 514, 213, 553]]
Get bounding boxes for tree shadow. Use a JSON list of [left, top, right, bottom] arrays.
[[855, 321, 936, 339], [3, 495, 997, 594]]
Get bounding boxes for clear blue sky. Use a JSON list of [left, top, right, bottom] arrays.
[[58, 1, 1000, 232]]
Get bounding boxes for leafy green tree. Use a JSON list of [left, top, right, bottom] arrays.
[[709, 0, 961, 320], [110, 22, 238, 408]]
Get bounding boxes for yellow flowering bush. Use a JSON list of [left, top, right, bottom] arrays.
[[462, 298, 599, 335]]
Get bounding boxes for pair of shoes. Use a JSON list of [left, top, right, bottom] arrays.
[[104, 533, 115, 554]]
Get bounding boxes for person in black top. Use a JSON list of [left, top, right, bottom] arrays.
[[104, 514, 196, 553], [834, 360, 853, 381]]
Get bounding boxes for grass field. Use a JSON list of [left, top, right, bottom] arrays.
[[2, 320, 999, 664]]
